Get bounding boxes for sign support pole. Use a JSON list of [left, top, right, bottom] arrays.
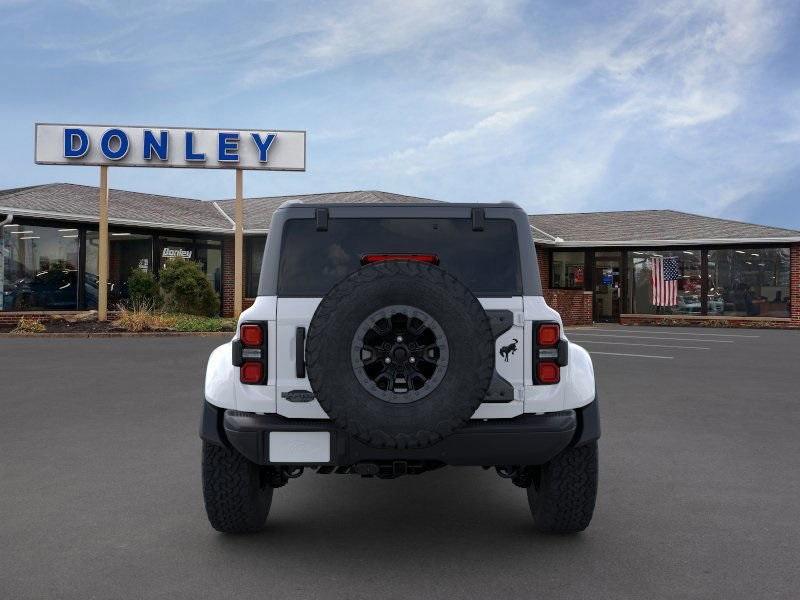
[[234, 168, 244, 319], [98, 166, 109, 321]]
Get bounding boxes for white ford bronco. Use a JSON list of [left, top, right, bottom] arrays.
[[201, 202, 599, 533]]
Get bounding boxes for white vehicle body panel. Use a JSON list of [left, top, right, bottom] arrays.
[[205, 295, 596, 417]]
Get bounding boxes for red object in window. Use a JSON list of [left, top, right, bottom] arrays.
[[240, 324, 263, 347], [361, 254, 439, 265], [537, 362, 560, 384], [240, 361, 264, 384], [538, 323, 560, 347]]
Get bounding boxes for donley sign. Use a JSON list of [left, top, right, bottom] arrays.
[[35, 124, 305, 171], [33, 122, 306, 320]]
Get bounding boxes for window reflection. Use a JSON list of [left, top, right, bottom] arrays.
[[707, 248, 790, 317], [85, 231, 153, 308], [246, 236, 266, 297], [629, 249, 702, 315], [1, 224, 80, 310], [551, 251, 585, 289], [196, 240, 222, 298]]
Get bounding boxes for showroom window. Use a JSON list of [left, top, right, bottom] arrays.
[[85, 230, 154, 308], [1, 223, 80, 311], [156, 236, 222, 313], [159, 236, 195, 271], [707, 248, 790, 318], [246, 236, 266, 297], [629, 249, 702, 315], [551, 251, 586, 289], [196, 239, 223, 298]]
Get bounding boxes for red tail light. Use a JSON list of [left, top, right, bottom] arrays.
[[240, 323, 263, 347], [240, 361, 264, 384], [533, 322, 567, 385], [536, 362, 560, 384], [233, 322, 267, 385], [537, 323, 560, 347], [361, 254, 439, 265]]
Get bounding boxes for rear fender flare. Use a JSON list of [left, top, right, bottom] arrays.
[[205, 342, 236, 409]]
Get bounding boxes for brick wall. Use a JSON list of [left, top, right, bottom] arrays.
[[543, 290, 593, 326], [0, 311, 62, 325], [791, 243, 800, 325], [536, 245, 550, 289], [221, 237, 261, 317], [241, 236, 254, 314], [221, 237, 235, 317], [620, 314, 799, 329], [0, 311, 120, 326]]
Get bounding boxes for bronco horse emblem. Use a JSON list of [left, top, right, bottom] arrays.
[[499, 338, 519, 362]]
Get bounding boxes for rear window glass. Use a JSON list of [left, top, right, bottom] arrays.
[[277, 218, 522, 296]]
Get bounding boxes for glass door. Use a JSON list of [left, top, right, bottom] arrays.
[[593, 251, 622, 322]]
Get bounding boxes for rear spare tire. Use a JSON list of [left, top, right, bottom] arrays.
[[305, 260, 495, 449]]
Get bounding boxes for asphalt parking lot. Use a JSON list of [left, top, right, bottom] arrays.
[[1, 326, 799, 600]]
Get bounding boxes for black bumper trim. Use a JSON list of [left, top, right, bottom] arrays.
[[216, 409, 582, 467], [573, 394, 601, 447], [199, 401, 228, 448], [200, 397, 601, 464]]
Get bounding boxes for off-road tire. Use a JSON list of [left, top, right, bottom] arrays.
[[305, 260, 495, 450], [202, 441, 273, 533], [527, 441, 598, 533]]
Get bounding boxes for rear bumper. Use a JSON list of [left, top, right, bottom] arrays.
[[201, 398, 600, 467]]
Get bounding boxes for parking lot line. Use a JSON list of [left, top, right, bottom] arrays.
[[573, 340, 709, 350], [587, 351, 674, 359], [568, 328, 760, 339], [568, 333, 734, 343]]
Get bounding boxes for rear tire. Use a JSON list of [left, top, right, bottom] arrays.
[[527, 441, 598, 533], [202, 441, 273, 533]]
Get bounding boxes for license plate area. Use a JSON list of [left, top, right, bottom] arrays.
[[268, 431, 331, 463]]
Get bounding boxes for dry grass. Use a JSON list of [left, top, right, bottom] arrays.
[[112, 301, 235, 333], [113, 301, 174, 332], [11, 316, 46, 334]]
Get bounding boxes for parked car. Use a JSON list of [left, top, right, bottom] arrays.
[[3, 268, 77, 310]]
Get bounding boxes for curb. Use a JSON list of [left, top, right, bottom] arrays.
[[0, 331, 234, 338]]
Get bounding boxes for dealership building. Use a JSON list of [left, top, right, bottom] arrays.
[[1, 182, 798, 328]]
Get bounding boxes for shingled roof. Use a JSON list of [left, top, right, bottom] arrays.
[[0, 183, 230, 232], [1, 183, 798, 243], [527, 209, 800, 245]]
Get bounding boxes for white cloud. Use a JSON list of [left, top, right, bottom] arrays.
[[367, 0, 792, 215], [523, 124, 628, 214], [378, 106, 535, 175], [238, 0, 521, 88]]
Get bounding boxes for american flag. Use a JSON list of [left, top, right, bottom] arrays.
[[651, 256, 679, 306]]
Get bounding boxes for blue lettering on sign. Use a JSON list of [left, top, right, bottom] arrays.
[[100, 128, 129, 160], [218, 132, 239, 162], [64, 128, 89, 158], [143, 130, 168, 160], [185, 131, 205, 161], [251, 133, 276, 162]]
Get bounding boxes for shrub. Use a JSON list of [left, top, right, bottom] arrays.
[[11, 316, 46, 334], [158, 259, 220, 317], [113, 301, 173, 332], [127, 269, 162, 308], [169, 314, 236, 332]]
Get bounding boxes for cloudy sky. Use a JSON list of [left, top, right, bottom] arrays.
[[1, 0, 798, 227]]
